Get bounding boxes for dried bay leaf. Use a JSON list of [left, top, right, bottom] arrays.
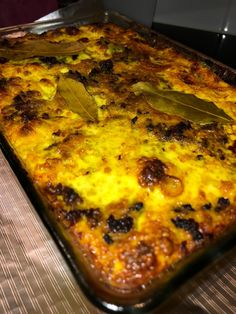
[[132, 82, 233, 124], [0, 39, 87, 60], [57, 76, 98, 122]]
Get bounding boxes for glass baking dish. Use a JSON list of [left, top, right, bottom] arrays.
[[0, 10, 235, 314]]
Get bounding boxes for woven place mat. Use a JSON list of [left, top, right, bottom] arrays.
[[0, 149, 235, 314]]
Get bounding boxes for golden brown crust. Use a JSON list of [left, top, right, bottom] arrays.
[[0, 23, 235, 291]]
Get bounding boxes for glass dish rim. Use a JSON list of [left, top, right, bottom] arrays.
[[0, 10, 235, 314]]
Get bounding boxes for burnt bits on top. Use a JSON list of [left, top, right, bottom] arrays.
[[138, 157, 183, 196], [138, 158, 166, 187], [171, 217, 203, 241], [107, 214, 133, 233], [65, 208, 102, 228], [3, 91, 45, 125], [46, 183, 83, 206]]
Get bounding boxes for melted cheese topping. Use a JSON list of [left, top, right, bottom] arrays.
[[0, 23, 235, 290]]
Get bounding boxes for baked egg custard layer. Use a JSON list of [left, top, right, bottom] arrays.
[[0, 23, 235, 291]]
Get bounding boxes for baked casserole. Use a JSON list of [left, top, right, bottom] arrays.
[[0, 22, 235, 292]]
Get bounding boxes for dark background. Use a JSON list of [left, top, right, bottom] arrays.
[[152, 22, 236, 70], [0, 0, 235, 69], [60, 0, 236, 70]]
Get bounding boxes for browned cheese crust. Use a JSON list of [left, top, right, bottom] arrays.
[[0, 23, 235, 290]]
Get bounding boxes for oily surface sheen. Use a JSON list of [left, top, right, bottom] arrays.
[[0, 23, 235, 290]]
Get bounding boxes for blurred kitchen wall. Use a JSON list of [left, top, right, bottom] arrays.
[[154, 0, 236, 35], [102, 0, 157, 26], [101, 1, 236, 35]]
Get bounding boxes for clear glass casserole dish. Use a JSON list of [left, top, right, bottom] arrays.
[[0, 10, 235, 314]]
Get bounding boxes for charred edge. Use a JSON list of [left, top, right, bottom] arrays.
[[64, 209, 83, 226], [46, 183, 83, 206], [146, 121, 192, 141], [196, 154, 204, 160], [63, 187, 82, 205], [44, 142, 58, 151], [89, 59, 114, 79], [4, 92, 41, 123], [8, 91, 41, 122], [39, 56, 62, 66], [88, 67, 100, 79], [0, 78, 8, 91], [215, 197, 230, 212], [52, 129, 61, 136], [129, 202, 144, 212], [107, 215, 133, 233], [200, 122, 218, 131], [171, 217, 204, 241], [100, 105, 107, 110], [68, 70, 87, 84], [120, 103, 127, 109], [84, 208, 102, 228], [228, 140, 236, 155], [45, 132, 81, 150], [0, 57, 8, 64], [41, 113, 50, 119], [99, 59, 113, 74], [20, 110, 38, 122], [146, 122, 155, 132], [202, 203, 212, 210], [131, 116, 138, 125], [138, 158, 166, 187], [111, 47, 130, 63], [200, 138, 209, 148], [20, 124, 34, 135], [164, 121, 192, 141], [64, 208, 101, 228], [174, 204, 195, 213], [103, 233, 114, 244], [216, 149, 225, 160], [0, 38, 11, 48], [97, 37, 110, 47], [12, 91, 41, 111], [78, 37, 89, 43], [62, 131, 81, 143], [219, 135, 228, 145], [3, 112, 18, 121], [65, 26, 81, 36], [180, 241, 188, 255]]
